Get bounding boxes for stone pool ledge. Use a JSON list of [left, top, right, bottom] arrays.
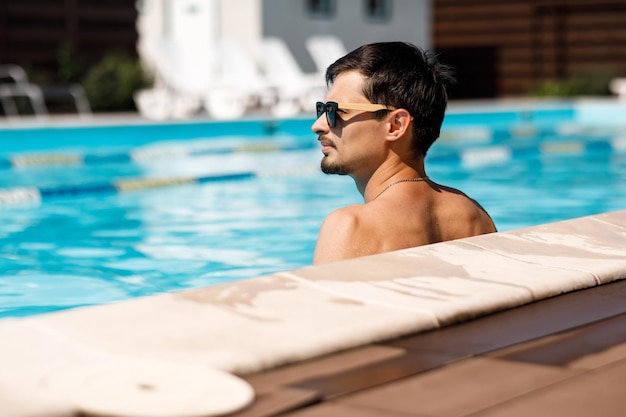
[[1, 210, 625, 417]]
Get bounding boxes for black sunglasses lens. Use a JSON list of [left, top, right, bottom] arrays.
[[327, 104, 336, 127], [315, 102, 337, 127], [316, 102, 324, 118]]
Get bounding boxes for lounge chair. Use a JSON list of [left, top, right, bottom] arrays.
[[0, 64, 91, 119], [134, 88, 200, 121], [0, 65, 47, 118], [135, 37, 208, 120], [137, 37, 273, 120], [305, 35, 348, 75], [257, 37, 326, 117], [610, 78, 626, 100], [204, 38, 278, 119]]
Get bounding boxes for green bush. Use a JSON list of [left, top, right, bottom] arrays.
[[533, 69, 619, 97], [57, 41, 88, 84], [533, 79, 577, 97], [568, 70, 617, 96], [81, 52, 151, 112]]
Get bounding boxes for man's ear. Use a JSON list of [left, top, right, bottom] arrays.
[[386, 109, 413, 142]]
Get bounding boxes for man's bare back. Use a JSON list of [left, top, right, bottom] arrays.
[[313, 179, 496, 264]]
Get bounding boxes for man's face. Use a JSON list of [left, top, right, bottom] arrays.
[[311, 71, 388, 177]]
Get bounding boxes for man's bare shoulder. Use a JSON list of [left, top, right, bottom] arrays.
[[313, 204, 374, 264], [431, 183, 497, 235], [321, 204, 363, 233]]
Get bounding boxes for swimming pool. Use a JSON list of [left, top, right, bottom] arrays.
[[1, 99, 625, 318]]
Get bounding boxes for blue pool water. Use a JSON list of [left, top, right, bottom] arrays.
[[1, 100, 625, 318]]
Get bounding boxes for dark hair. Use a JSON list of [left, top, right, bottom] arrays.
[[326, 42, 455, 156]]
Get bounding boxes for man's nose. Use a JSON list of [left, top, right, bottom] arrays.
[[311, 112, 329, 134]]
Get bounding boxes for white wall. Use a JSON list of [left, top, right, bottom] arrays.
[[135, 0, 430, 90], [262, 0, 432, 73], [219, 0, 262, 59], [136, 0, 262, 75]]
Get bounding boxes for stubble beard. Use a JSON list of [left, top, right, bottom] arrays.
[[320, 155, 349, 175], [319, 135, 350, 175]]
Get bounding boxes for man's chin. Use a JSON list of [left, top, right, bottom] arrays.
[[321, 160, 349, 175]]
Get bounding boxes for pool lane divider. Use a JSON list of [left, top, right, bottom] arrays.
[[2, 126, 623, 170], [3, 134, 621, 171], [427, 135, 624, 167], [0, 172, 256, 206], [0, 141, 316, 170], [2, 133, 624, 205]]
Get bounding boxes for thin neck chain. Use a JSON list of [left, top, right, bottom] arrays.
[[373, 177, 429, 201]]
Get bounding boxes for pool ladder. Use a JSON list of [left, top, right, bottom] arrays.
[[0, 64, 91, 119]]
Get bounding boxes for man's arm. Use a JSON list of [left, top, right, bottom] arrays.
[[313, 207, 366, 265]]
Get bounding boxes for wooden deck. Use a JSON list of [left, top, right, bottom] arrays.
[[238, 279, 626, 416], [434, 0, 626, 98]]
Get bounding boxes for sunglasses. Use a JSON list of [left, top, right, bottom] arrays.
[[316, 101, 396, 128]]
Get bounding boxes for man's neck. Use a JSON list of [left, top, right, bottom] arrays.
[[360, 163, 427, 203]]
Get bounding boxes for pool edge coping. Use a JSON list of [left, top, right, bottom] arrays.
[[0, 209, 625, 416]]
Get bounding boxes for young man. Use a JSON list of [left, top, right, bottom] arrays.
[[312, 42, 496, 265]]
